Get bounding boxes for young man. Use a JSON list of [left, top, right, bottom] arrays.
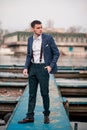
[[18, 20, 60, 124]]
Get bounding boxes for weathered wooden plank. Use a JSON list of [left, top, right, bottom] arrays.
[[6, 75, 72, 130], [0, 82, 27, 88]]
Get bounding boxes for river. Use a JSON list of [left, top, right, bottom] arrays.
[[0, 55, 87, 66]]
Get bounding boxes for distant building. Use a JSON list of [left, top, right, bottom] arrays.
[[3, 31, 32, 54], [43, 27, 65, 33], [54, 32, 87, 56], [3, 31, 87, 56]]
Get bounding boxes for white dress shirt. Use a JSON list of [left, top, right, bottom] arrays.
[[32, 35, 44, 63]]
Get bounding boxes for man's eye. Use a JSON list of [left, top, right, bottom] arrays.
[[37, 27, 42, 29]]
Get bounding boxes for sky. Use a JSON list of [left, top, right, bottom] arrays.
[[0, 0, 87, 32]]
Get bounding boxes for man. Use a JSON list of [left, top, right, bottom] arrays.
[[18, 20, 60, 124]]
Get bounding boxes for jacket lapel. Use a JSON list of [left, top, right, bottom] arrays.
[[42, 33, 47, 52], [29, 36, 33, 55]]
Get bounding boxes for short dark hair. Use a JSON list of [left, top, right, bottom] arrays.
[[31, 20, 42, 28]]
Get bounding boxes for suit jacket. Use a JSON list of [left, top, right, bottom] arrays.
[[24, 33, 60, 74]]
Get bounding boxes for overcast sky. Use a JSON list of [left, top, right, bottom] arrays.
[[0, 0, 87, 32]]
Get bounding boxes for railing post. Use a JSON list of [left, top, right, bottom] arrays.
[[63, 99, 69, 117], [74, 123, 78, 130]]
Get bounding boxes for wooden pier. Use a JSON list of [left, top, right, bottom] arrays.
[[54, 70, 87, 79], [55, 68, 87, 122], [56, 79, 87, 97], [67, 97, 87, 115], [0, 73, 27, 82], [6, 75, 72, 130], [0, 82, 27, 119], [0, 65, 87, 129], [0, 69, 28, 126]]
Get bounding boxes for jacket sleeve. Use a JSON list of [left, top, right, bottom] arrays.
[[49, 36, 60, 68], [24, 39, 31, 69]]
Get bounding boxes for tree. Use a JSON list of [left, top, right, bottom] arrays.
[[67, 26, 86, 33], [0, 21, 9, 46], [0, 21, 3, 46], [46, 20, 54, 28]]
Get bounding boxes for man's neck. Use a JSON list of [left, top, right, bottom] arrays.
[[34, 34, 41, 39]]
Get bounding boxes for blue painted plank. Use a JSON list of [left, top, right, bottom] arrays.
[[0, 82, 27, 87], [57, 84, 87, 88], [56, 79, 87, 87], [0, 72, 25, 78], [57, 70, 79, 73], [0, 65, 87, 70], [66, 98, 87, 105], [6, 75, 72, 130]]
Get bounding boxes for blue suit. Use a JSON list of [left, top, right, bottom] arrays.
[[25, 33, 60, 73], [24, 33, 60, 118]]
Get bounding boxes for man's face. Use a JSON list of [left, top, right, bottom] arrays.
[[32, 24, 42, 36]]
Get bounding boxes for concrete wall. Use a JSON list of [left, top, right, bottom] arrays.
[[3, 32, 87, 56]]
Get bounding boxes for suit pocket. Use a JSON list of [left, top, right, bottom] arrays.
[[44, 44, 50, 52], [45, 44, 49, 47]]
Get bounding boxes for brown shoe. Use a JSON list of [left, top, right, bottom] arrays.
[[44, 116, 50, 124], [18, 117, 34, 124]]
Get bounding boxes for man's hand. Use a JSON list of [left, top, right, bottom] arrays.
[[23, 69, 28, 76], [44, 66, 52, 73]]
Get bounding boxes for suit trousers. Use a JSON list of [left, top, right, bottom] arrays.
[[26, 63, 50, 118]]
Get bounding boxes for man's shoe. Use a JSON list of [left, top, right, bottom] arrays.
[[18, 117, 34, 124], [44, 116, 50, 124]]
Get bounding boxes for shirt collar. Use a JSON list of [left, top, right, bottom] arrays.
[[33, 35, 42, 40]]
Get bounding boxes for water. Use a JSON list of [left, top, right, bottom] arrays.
[[0, 55, 87, 66], [58, 55, 87, 67], [0, 55, 26, 65], [0, 54, 87, 130]]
